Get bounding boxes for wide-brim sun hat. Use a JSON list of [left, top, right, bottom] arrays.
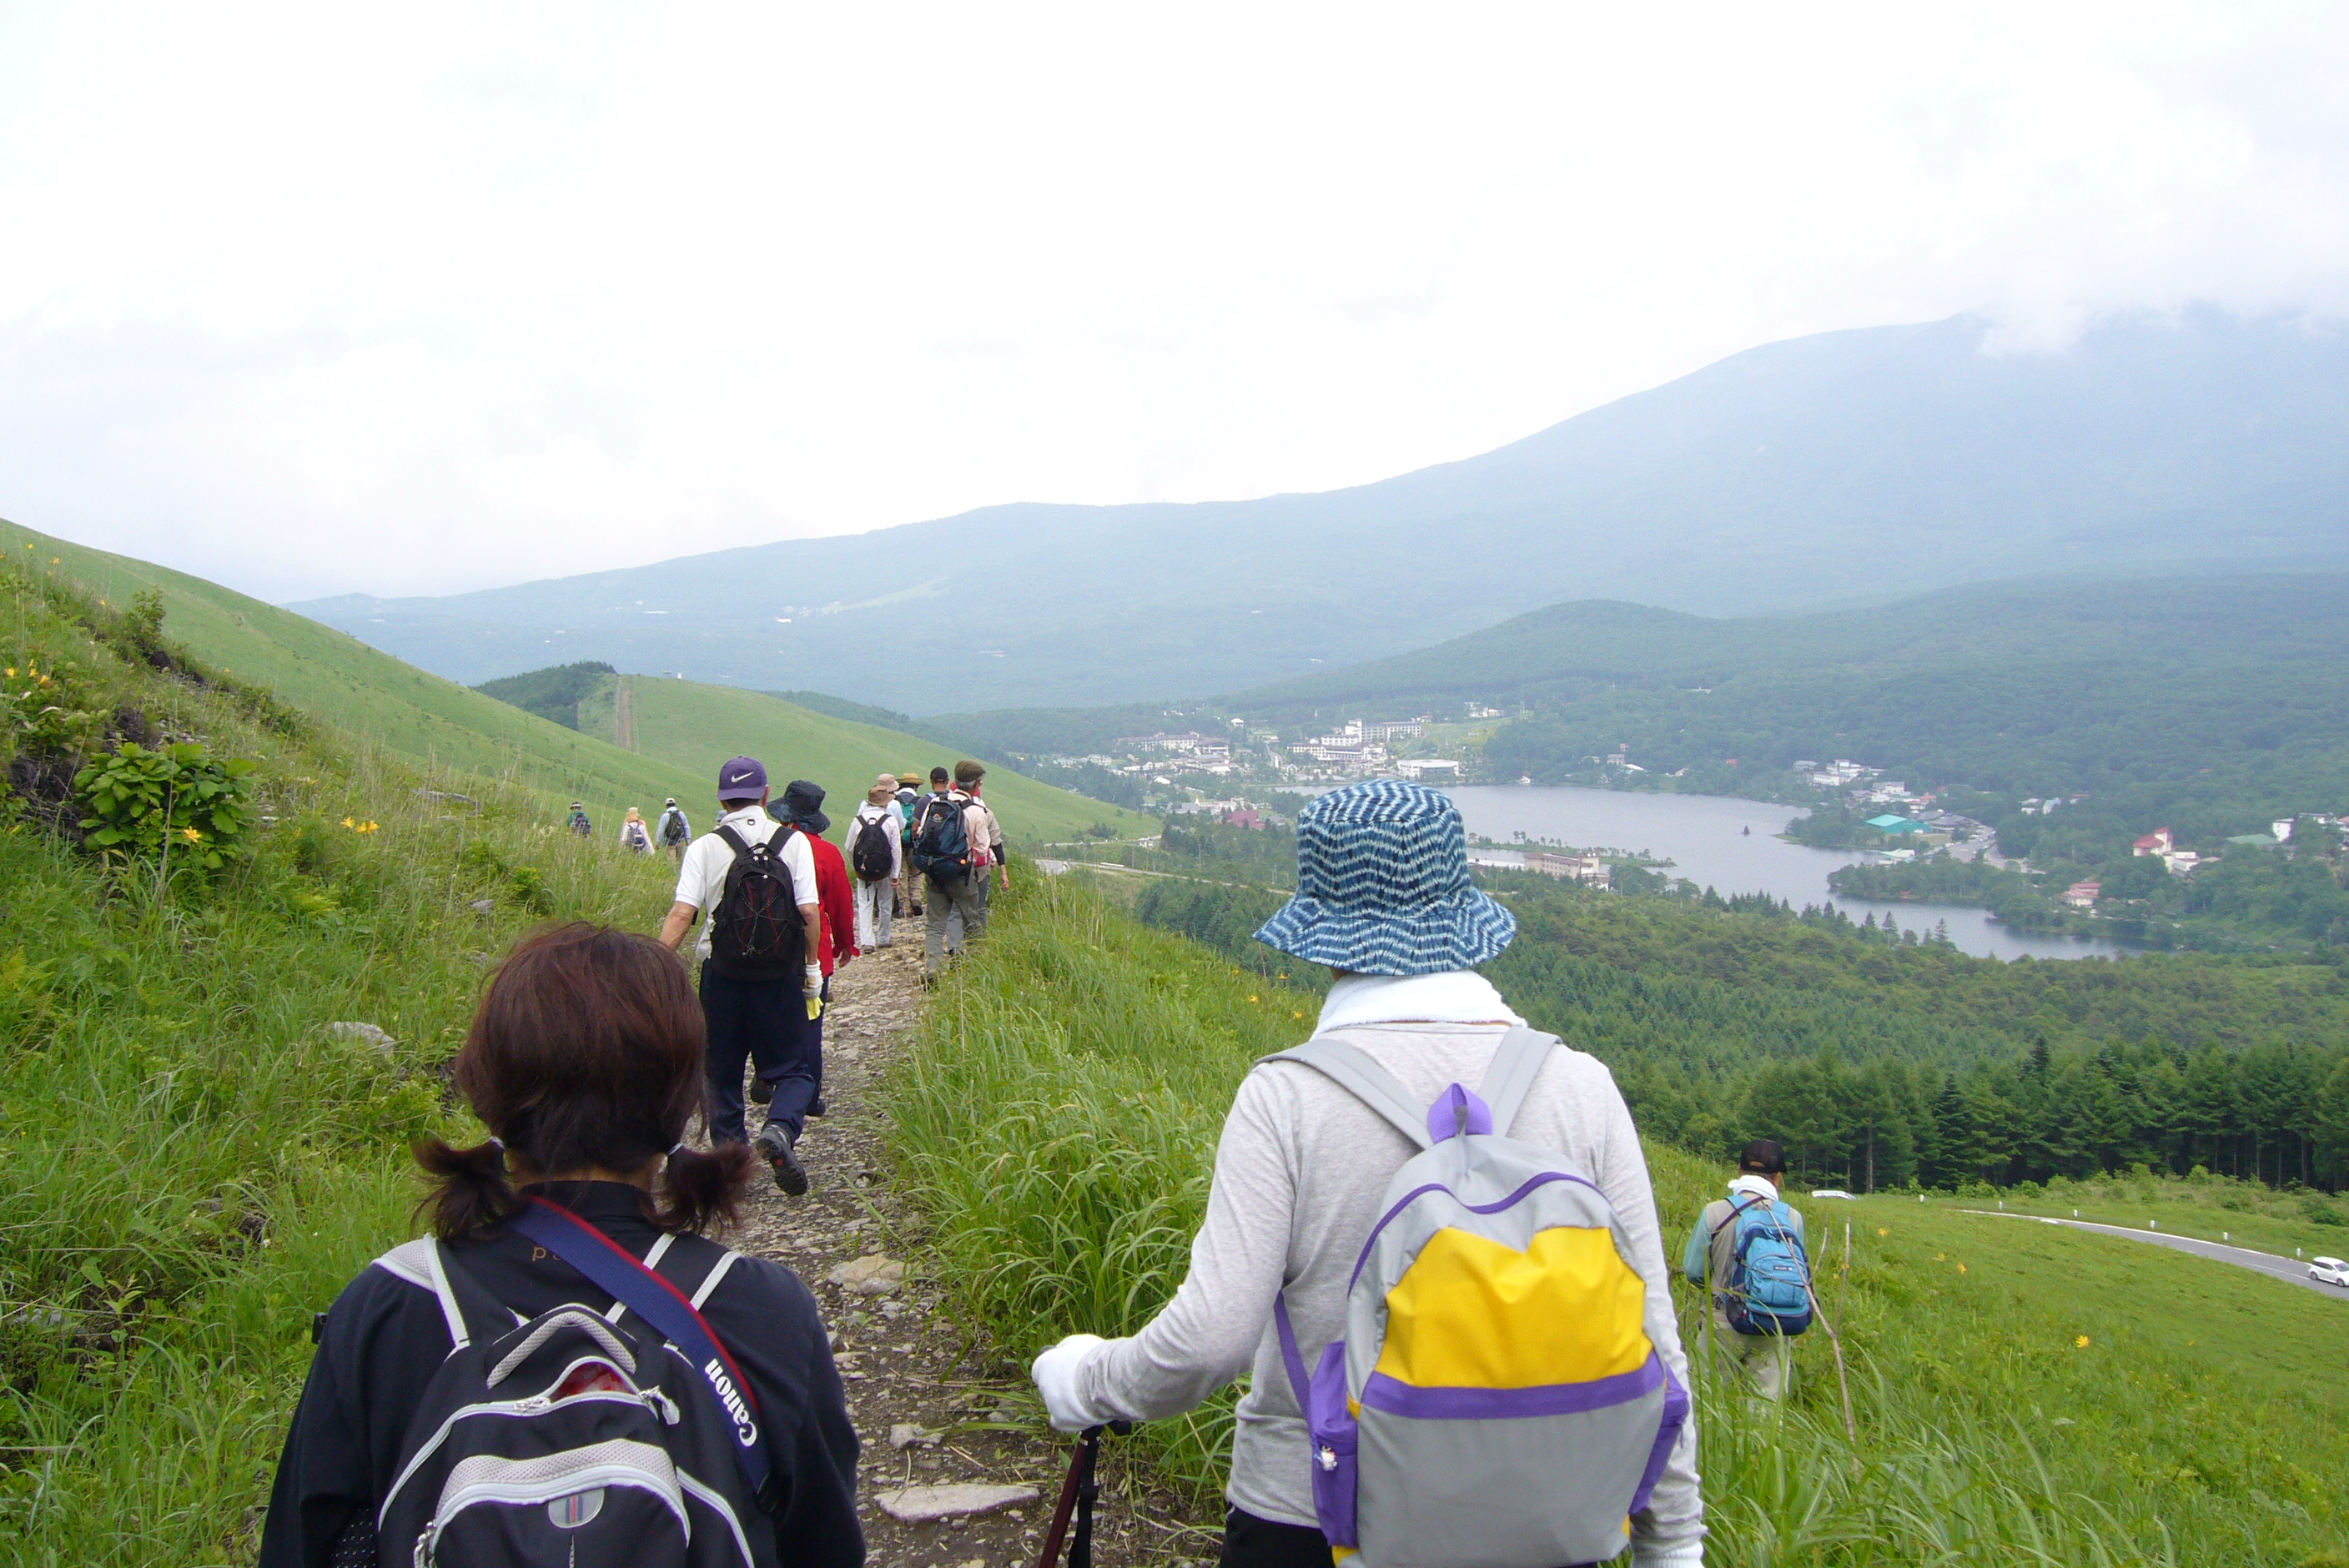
[[1254, 779, 1515, 976]]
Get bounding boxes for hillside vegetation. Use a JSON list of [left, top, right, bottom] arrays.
[[1123, 867, 2349, 1202], [897, 877, 2349, 1564], [0, 521, 1146, 845], [0, 549, 682, 1561]]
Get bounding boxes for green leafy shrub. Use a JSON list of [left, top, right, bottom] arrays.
[[3, 657, 103, 757], [73, 741, 258, 872]]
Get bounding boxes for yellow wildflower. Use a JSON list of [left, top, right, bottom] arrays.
[[1249, 995, 1260, 1003], [1956, 1262, 1968, 1274], [2075, 1334, 2090, 1349], [342, 817, 356, 829], [1876, 1228, 1888, 1237], [180, 827, 203, 843]]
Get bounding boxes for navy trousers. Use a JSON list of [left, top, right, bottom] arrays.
[[698, 967, 811, 1143]]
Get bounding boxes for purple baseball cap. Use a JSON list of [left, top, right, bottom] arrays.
[[717, 755, 767, 801]]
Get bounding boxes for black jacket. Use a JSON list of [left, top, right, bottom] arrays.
[[258, 1183, 863, 1568]]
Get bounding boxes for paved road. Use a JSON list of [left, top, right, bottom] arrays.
[[1963, 1209, 2349, 1299]]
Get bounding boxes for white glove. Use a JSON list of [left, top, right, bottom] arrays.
[[804, 964, 823, 993], [1029, 1334, 1110, 1433]]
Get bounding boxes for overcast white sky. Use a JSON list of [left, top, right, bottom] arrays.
[[3, 3, 2346, 602]]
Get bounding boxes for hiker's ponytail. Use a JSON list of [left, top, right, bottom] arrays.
[[655, 1141, 756, 1234], [417, 1134, 526, 1239]]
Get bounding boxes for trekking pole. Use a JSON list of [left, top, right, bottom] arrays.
[[1799, 1265, 1859, 1445], [1035, 1420, 1131, 1568]]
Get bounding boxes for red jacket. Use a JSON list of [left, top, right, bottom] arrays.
[[809, 832, 858, 972]]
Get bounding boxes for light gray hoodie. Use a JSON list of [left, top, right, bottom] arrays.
[[1059, 971, 1704, 1565]]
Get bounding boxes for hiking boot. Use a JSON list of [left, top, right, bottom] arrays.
[[754, 1123, 808, 1196], [807, 1097, 827, 1117], [750, 1074, 775, 1106]]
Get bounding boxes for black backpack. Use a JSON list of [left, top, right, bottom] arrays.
[[849, 812, 895, 882], [708, 824, 804, 983], [908, 794, 972, 878], [368, 1205, 778, 1568], [658, 808, 691, 847]]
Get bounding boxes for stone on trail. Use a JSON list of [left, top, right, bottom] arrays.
[[827, 1254, 905, 1295], [889, 1423, 941, 1450], [326, 1022, 397, 1058], [874, 1483, 1038, 1523]]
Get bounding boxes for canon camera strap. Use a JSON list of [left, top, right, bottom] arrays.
[[510, 1198, 780, 1512]]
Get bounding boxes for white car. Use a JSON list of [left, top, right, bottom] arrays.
[[1809, 1189, 1855, 1201], [2310, 1256, 2349, 1287]]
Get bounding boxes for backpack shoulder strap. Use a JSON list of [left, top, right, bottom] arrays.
[[509, 1199, 779, 1512], [715, 822, 749, 858], [1260, 1038, 1433, 1151], [371, 1238, 511, 1349], [1712, 1192, 1770, 1238], [1474, 1025, 1557, 1140]]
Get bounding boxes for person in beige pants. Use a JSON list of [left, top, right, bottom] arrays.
[[1684, 1138, 1806, 1401]]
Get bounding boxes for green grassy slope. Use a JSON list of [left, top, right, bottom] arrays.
[[0, 520, 1147, 844], [592, 674, 1146, 844], [902, 877, 2349, 1561], [0, 519, 702, 808], [0, 550, 685, 1561]]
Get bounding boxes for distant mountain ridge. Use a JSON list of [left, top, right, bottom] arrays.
[[291, 309, 2349, 713]]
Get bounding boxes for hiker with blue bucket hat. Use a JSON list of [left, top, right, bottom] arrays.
[[1030, 780, 1703, 1568]]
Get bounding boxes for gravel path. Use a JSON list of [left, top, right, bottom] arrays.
[[722, 937, 1223, 1568]]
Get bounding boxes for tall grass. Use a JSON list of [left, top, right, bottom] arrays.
[[890, 877, 2348, 1564], [0, 565, 678, 1561]]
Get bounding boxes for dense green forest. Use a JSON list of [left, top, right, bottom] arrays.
[[1122, 867, 2349, 1199], [471, 658, 615, 730]]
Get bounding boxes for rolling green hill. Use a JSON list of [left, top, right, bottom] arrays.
[[0, 520, 1147, 844], [571, 669, 1144, 843]]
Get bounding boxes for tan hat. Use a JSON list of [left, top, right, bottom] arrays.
[[898, 772, 923, 787]]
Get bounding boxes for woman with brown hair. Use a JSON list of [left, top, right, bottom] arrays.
[[259, 922, 863, 1568]]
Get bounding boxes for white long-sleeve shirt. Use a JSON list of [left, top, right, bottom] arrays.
[[1065, 972, 1704, 1559]]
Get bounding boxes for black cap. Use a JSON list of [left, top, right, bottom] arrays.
[[781, 779, 829, 836], [1738, 1138, 1786, 1175], [929, 766, 950, 784]]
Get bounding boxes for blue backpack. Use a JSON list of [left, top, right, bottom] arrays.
[[908, 794, 971, 878], [1717, 1194, 1812, 1337]]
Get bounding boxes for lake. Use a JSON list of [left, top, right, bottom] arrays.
[[1436, 784, 2130, 962]]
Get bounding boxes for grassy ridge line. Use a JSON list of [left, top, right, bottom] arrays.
[[0, 519, 707, 808], [0, 520, 1149, 844], [0, 552, 684, 1559], [891, 878, 2346, 1563], [595, 674, 1151, 846]]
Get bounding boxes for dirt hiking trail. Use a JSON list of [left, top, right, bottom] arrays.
[[723, 937, 1220, 1568]]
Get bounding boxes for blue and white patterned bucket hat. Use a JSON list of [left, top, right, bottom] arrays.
[[1254, 779, 1516, 976]]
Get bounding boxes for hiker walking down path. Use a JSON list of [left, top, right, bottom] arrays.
[[619, 805, 654, 855], [259, 922, 863, 1568], [768, 781, 857, 1128], [1027, 780, 1704, 1568], [1685, 1139, 1809, 1402], [566, 800, 592, 838], [848, 773, 904, 950], [910, 765, 986, 979], [658, 756, 826, 1198], [962, 768, 1009, 922], [657, 797, 692, 863]]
